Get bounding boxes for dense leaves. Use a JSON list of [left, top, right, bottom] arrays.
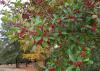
[[0, 0, 100, 71]]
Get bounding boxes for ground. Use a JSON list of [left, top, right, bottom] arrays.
[[0, 64, 37, 71]]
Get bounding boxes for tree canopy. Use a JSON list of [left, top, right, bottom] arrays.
[[0, 0, 100, 71]]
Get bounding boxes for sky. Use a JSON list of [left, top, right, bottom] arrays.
[[0, 0, 28, 23], [0, 0, 28, 37]]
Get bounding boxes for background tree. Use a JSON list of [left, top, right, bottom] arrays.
[[0, 1, 21, 65], [0, 40, 20, 64]]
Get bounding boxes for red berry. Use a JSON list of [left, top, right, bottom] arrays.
[[97, 14, 100, 18], [82, 47, 87, 51], [22, 13, 29, 19], [18, 32, 25, 39], [18, 27, 28, 39], [90, 47, 95, 51], [91, 22, 97, 32], [83, 0, 95, 8], [58, 30, 62, 36], [37, 38, 43, 45], [77, 61, 83, 65], [50, 24, 55, 29], [73, 61, 83, 67], [35, 0, 43, 4], [42, 31, 47, 37], [92, 22, 97, 27], [68, 16, 77, 22], [30, 30, 38, 36], [49, 68, 55, 71], [59, 44, 62, 48], [74, 9, 80, 13], [91, 27, 96, 32], [21, 27, 28, 32], [22, 11, 32, 19], [73, 62, 78, 67], [80, 51, 86, 57]]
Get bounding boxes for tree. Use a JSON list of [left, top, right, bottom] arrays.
[[1, 0, 100, 71], [0, 3, 21, 65], [0, 40, 20, 64]]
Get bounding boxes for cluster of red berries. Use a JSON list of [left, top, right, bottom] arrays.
[[37, 38, 43, 45], [18, 27, 28, 39], [73, 61, 83, 67], [68, 61, 83, 67], [29, 30, 38, 36], [80, 51, 86, 57], [49, 67, 55, 71], [68, 16, 77, 22], [91, 22, 97, 32], [83, 0, 95, 8]]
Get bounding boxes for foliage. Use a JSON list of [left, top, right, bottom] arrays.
[[0, 0, 100, 71], [0, 40, 20, 64]]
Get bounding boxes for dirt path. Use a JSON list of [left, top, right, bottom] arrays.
[[0, 68, 26, 71], [0, 64, 37, 71]]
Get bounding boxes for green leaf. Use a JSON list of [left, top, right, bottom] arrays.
[[53, 14, 58, 19], [1, 16, 8, 22], [35, 37, 41, 41], [63, 9, 68, 13], [35, 16, 42, 24], [76, 67, 80, 71], [31, 45, 36, 52], [66, 66, 73, 71], [45, 69, 49, 71], [65, 2, 69, 7], [52, 18, 56, 24], [37, 29, 42, 35], [97, 18, 100, 23], [42, 42, 47, 48], [68, 49, 76, 61], [62, 32, 68, 35], [83, 58, 90, 62], [15, 0, 22, 7], [50, 37, 55, 40], [88, 60, 93, 64], [86, 50, 91, 55], [44, 37, 48, 41], [54, 33, 59, 36], [31, 17, 35, 23], [69, 54, 76, 62]]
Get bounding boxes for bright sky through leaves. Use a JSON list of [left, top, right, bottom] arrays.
[[0, 0, 28, 37]]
